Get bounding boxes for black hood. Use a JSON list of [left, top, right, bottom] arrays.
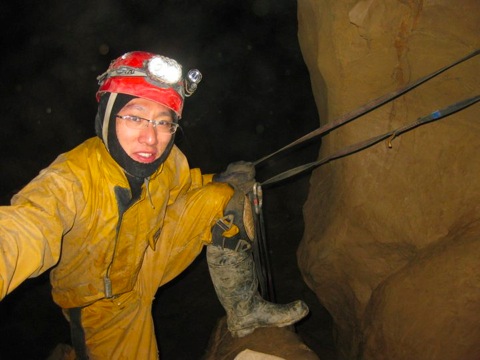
[[95, 93, 176, 180]]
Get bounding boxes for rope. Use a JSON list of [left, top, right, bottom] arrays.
[[254, 49, 479, 167], [260, 95, 480, 186], [250, 184, 275, 301]]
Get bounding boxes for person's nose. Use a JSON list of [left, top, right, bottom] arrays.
[[138, 123, 159, 145]]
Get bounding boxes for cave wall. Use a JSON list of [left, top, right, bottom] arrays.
[[296, 0, 480, 358]]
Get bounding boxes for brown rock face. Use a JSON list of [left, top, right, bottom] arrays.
[[296, 0, 480, 359], [204, 318, 320, 360]]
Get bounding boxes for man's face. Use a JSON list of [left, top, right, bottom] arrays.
[[116, 98, 174, 164]]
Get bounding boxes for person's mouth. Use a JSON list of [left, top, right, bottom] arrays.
[[132, 151, 158, 163]]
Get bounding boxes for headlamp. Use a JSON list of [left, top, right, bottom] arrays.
[[146, 56, 183, 85], [97, 55, 183, 88]]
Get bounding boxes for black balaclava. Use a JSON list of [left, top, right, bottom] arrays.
[[95, 92, 176, 181]]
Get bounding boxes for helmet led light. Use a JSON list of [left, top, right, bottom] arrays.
[[146, 56, 182, 85]]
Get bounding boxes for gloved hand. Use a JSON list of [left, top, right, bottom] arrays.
[[213, 161, 256, 194]]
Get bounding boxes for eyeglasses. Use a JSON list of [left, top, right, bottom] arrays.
[[116, 115, 179, 134]]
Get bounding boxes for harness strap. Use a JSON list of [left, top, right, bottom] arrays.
[[212, 216, 252, 252], [69, 307, 89, 360]]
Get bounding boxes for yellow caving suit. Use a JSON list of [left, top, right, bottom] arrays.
[[0, 137, 233, 359]]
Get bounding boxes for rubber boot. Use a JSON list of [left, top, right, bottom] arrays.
[[207, 244, 309, 337]]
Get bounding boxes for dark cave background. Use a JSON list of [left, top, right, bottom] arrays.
[[0, 1, 335, 359]]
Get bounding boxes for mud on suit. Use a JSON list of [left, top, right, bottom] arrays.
[[0, 136, 233, 359]]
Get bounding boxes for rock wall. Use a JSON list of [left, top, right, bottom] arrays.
[[296, 0, 480, 359]]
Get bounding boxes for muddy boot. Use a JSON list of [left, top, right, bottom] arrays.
[[208, 181, 309, 337], [207, 245, 309, 337]]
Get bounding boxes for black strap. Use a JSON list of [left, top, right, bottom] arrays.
[[260, 95, 479, 186], [211, 215, 252, 252], [250, 184, 275, 301], [69, 307, 89, 360], [254, 49, 479, 167]]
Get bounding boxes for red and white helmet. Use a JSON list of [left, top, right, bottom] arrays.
[[96, 51, 202, 118]]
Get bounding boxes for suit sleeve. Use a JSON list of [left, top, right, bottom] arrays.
[[0, 168, 78, 300]]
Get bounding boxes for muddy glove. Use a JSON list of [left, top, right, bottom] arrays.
[[213, 161, 256, 194]]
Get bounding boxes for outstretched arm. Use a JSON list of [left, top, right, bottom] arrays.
[[0, 169, 77, 299]]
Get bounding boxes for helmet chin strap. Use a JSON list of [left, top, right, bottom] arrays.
[[102, 92, 118, 151]]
